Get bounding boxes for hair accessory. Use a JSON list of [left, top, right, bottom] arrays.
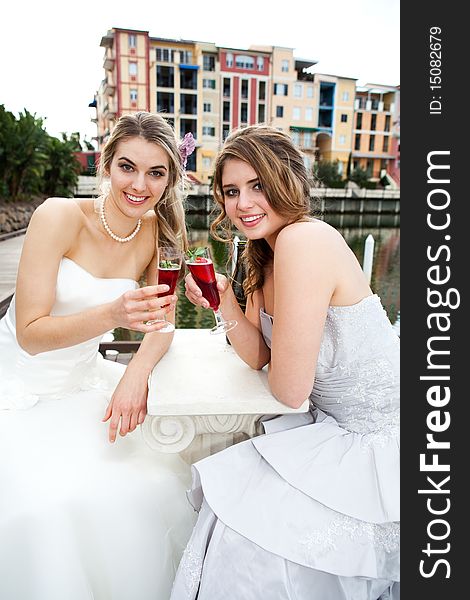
[[178, 132, 196, 169], [99, 197, 142, 243]]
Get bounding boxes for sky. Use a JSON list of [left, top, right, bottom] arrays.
[[2, 0, 399, 147]]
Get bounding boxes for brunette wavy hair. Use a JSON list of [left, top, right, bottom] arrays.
[[210, 125, 314, 297], [98, 112, 188, 251]]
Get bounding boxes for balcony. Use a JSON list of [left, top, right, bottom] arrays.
[[100, 33, 114, 49], [103, 79, 116, 96], [103, 55, 115, 71], [103, 102, 117, 119]]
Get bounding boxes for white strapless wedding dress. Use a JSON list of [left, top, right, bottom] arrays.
[[0, 257, 196, 600], [171, 295, 400, 600]]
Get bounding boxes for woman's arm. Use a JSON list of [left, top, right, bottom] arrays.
[[185, 273, 271, 369], [15, 199, 174, 355], [103, 254, 178, 442], [268, 222, 340, 408]]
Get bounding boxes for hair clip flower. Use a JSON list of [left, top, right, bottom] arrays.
[[179, 132, 196, 169]]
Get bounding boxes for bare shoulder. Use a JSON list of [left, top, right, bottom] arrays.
[[26, 198, 84, 253], [31, 197, 84, 228], [275, 219, 345, 253]]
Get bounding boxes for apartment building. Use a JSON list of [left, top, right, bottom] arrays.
[[352, 84, 400, 182], [94, 28, 398, 185]]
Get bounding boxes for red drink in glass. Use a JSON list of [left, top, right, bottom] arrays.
[[157, 267, 180, 296], [157, 266, 180, 306], [187, 259, 220, 310]]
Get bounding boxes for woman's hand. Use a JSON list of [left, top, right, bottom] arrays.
[[184, 273, 230, 309], [102, 365, 149, 443], [109, 284, 177, 333]]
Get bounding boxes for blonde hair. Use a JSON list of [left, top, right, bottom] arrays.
[[98, 112, 188, 250], [210, 125, 314, 296]]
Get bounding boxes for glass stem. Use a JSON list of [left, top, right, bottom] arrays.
[[213, 309, 225, 327]]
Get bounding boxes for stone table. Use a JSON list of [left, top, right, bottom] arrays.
[[143, 328, 309, 462]]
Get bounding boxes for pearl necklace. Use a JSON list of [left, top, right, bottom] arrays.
[[99, 198, 142, 243]]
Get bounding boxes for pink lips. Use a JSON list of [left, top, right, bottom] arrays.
[[124, 192, 148, 205], [239, 214, 265, 228]]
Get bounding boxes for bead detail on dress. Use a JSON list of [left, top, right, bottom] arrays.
[[300, 513, 400, 558], [178, 542, 204, 596]]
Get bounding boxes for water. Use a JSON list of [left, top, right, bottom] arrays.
[[180, 211, 400, 328], [114, 211, 400, 340]]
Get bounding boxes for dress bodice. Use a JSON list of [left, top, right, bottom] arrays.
[[259, 294, 400, 436], [0, 257, 137, 407]]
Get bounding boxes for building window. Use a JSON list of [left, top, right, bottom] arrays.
[[236, 55, 254, 69], [370, 114, 377, 130], [276, 106, 284, 118], [129, 34, 137, 48], [241, 102, 248, 123], [318, 109, 333, 128], [281, 59, 289, 72], [294, 84, 302, 98], [226, 53, 233, 68], [202, 126, 215, 136], [156, 48, 174, 62], [385, 115, 391, 132], [293, 107, 301, 120], [180, 94, 197, 115], [307, 86, 314, 98], [274, 83, 288, 96], [180, 50, 193, 64], [341, 114, 348, 123], [342, 91, 349, 101], [180, 69, 197, 90], [223, 101, 230, 122], [203, 102, 211, 112], [303, 132, 312, 148], [366, 159, 373, 175], [241, 79, 249, 99], [223, 124, 230, 140], [258, 104, 265, 122], [203, 78, 216, 89], [157, 92, 174, 113], [291, 131, 300, 146], [354, 133, 361, 150], [157, 66, 174, 88], [369, 135, 375, 151], [130, 88, 138, 101], [356, 112, 363, 129], [305, 107, 313, 121], [259, 81, 266, 100], [319, 82, 335, 107], [339, 134, 346, 145], [371, 98, 379, 110], [129, 62, 137, 76], [257, 56, 264, 71], [203, 55, 215, 71], [383, 136, 389, 152], [223, 78, 231, 97]]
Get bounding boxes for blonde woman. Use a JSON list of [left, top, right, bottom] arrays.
[[172, 125, 400, 600], [0, 112, 196, 599]]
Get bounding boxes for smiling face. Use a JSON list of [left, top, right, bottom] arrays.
[[222, 158, 289, 247], [107, 136, 170, 217]]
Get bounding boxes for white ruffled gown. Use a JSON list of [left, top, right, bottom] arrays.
[[171, 294, 400, 600], [0, 257, 196, 600]]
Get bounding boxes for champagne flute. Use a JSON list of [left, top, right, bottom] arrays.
[[148, 246, 182, 333], [185, 247, 238, 335]]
